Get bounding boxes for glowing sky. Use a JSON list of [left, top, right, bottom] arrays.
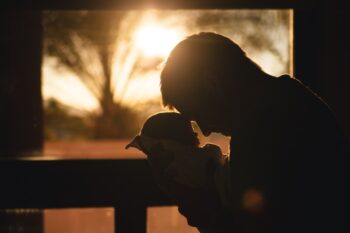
[[42, 10, 292, 112]]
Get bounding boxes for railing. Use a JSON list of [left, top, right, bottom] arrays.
[[0, 158, 174, 233]]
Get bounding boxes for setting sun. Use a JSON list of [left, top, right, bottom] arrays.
[[134, 24, 184, 58]]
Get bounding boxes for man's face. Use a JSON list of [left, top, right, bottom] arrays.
[[174, 96, 231, 137]]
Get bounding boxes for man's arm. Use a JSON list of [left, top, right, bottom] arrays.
[[153, 141, 270, 232]]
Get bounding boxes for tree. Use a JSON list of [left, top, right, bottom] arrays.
[[43, 10, 291, 139], [44, 99, 93, 140], [43, 11, 144, 138]]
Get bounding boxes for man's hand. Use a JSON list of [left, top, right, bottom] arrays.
[[154, 166, 222, 228], [152, 141, 225, 228], [158, 141, 219, 189]]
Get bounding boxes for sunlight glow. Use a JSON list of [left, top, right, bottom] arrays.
[[122, 72, 161, 105], [134, 24, 184, 58], [42, 60, 99, 112], [43, 10, 293, 112]]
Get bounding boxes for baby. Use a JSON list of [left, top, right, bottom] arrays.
[[126, 112, 230, 208], [126, 112, 201, 173]]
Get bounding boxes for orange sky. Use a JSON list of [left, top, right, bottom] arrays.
[[42, 10, 292, 112]]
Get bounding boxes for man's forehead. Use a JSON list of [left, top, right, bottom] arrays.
[[174, 104, 196, 120]]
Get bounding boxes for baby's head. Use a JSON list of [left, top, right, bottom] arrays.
[[140, 112, 200, 147], [125, 112, 199, 152], [125, 112, 200, 168]]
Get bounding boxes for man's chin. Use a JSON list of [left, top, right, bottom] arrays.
[[203, 131, 211, 137], [215, 129, 231, 137], [200, 128, 211, 137], [201, 128, 230, 137], [203, 130, 226, 137]]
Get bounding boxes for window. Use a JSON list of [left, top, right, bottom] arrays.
[[40, 9, 293, 233], [42, 9, 293, 159]]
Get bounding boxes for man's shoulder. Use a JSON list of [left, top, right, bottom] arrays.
[[277, 74, 335, 120]]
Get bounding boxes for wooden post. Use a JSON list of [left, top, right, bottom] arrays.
[[0, 10, 43, 157], [0, 9, 44, 233], [115, 205, 147, 233]]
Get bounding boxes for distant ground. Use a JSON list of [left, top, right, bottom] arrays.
[[44, 136, 230, 159], [44, 139, 145, 159]]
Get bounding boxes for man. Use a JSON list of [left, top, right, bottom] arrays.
[[158, 32, 349, 233]]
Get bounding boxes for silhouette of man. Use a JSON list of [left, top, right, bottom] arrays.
[[158, 32, 349, 233]]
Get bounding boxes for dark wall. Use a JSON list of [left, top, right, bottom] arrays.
[[294, 1, 350, 142], [320, 4, 350, 141], [0, 10, 43, 157]]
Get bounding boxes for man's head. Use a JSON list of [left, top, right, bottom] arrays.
[[160, 32, 264, 136]]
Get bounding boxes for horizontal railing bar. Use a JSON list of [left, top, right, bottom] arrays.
[[0, 158, 174, 209]]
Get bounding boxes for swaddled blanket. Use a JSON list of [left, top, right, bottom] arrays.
[[126, 135, 231, 209]]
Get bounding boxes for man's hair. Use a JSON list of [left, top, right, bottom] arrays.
[[160, 32, 263, 109], [141, 112, 200, 147]]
